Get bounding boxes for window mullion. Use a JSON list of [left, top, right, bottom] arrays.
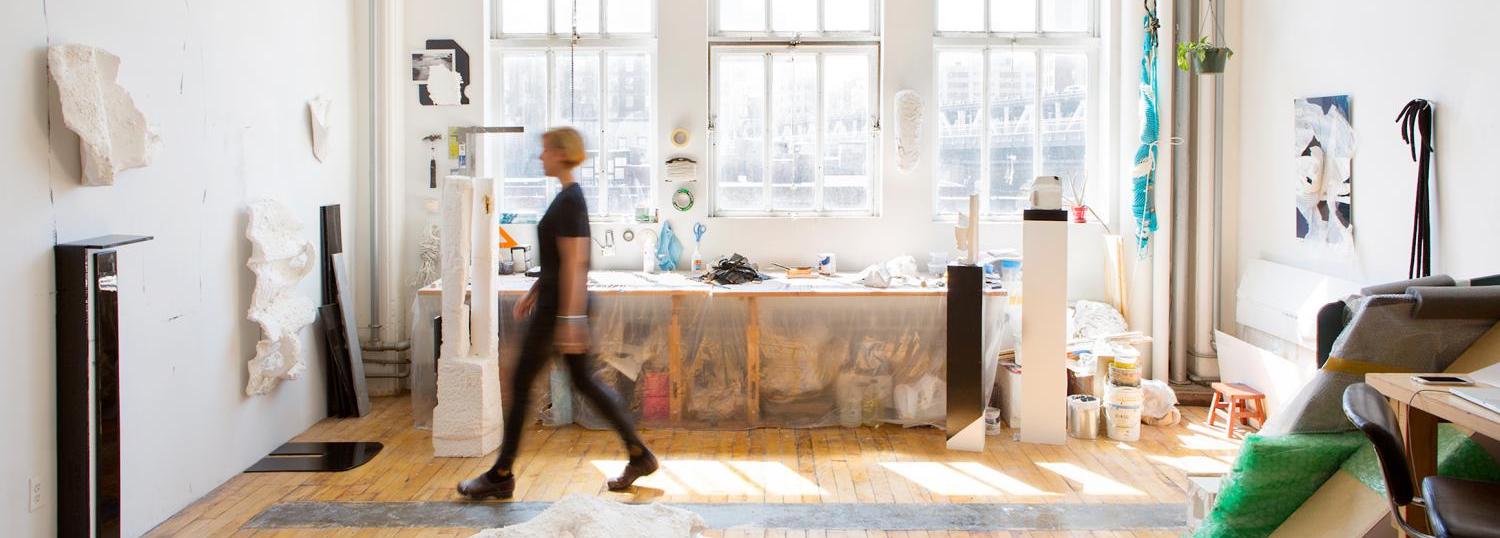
[[547, 49, 558, 202], [763, 52, 774, 212], [496, 54, 507, 209], [817, 0, 826, 33], [600, 0, 609, 35], [764, 0, 773, 33], [814, 53, 826, 212], [598, 51, 611, 216], [1033, 49, 1044, 196], [1034, 0, 1042, 34], [979, 48, 992, 217]]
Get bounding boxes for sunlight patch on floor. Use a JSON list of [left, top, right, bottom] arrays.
[[1147, 454, 1231, 475], [1177, 433, 1240, 451], [727, 461, 826, 496], [947, 462, 1052, 496], [593, 459, 825, 497], [1036, 462, 1145, 496]]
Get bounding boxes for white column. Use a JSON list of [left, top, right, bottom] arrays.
[[438, 176, 473, 361], [1019, 212, 1069, 445], [470, 177, 500, 359]]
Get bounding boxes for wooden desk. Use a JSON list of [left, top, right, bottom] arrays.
[[1366, 373, 1500, 535]]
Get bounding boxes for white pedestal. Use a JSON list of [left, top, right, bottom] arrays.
[[1018, 211, 1068, 445], [432, 357, 502, 456]]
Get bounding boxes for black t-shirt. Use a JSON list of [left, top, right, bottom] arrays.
[[535, 182, 590, 305]]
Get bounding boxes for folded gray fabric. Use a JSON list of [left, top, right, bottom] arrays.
[[1410, 286, 1500, 320], [1360, 274, 1455, 296], [1262, 294, 1495, 435]]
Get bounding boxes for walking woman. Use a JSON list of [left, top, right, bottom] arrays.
[[459, 127, 657, 499]]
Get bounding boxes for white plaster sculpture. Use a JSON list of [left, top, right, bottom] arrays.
[[432, 176, 504, 457], [954, 193, 980, 265], [414, 224, 442, 288], [47, 44, 160, 186], [894, 90, 924, 174], [427, 64, 464, 106], [244, 199, 318, 395], [470, 495, 707, 538], [307, 96, 332, 163]]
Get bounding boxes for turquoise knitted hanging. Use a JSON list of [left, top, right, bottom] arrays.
[[1132, 11, 1161, 253]]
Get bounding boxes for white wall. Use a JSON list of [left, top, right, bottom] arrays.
[[0, 1, 360, 536], [1233, 0, 1500, 298]]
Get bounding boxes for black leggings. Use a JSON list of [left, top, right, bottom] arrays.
[[490, 308, 645, 473]]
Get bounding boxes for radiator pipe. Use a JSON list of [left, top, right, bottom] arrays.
[[362, 340, 411, 353]]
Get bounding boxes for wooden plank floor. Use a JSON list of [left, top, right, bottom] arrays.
[[148, 397, 1242, 537]]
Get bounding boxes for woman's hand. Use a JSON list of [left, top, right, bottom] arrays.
[[513, 290, 537, 320], [555, 318, 590, 354]]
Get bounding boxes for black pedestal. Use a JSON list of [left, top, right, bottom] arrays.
[[55, 234, 151, 538], [945, 264, 985, 442]]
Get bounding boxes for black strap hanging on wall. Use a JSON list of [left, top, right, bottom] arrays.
[[1396, 99, 1434, 279]]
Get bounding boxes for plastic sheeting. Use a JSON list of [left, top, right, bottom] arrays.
[[410, 273, 1009, 431]]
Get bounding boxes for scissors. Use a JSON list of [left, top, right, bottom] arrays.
[[693, 222, 707, 244]]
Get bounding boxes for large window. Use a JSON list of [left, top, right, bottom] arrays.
[[495, 0, 655, 37], [934, 0, 1098, 218], [712, 0, 880, 36], [710, 0, 880, 216], [489, 0, 655, 219]]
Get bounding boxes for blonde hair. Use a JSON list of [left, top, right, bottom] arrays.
[[543, 127, 587, 167]]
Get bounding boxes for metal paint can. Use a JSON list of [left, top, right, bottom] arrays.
[[817, 253, 837, 275]]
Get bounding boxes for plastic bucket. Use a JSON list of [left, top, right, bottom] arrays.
[[1106, 403, 1142, 442], [1067, 395, 1102, 439], [1108, 365, 1142, 387], [1105, 385, 1144, 407]]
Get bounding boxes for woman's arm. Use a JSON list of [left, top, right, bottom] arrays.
[[513, 279, 539, 320], [554, 236, 591, 354]]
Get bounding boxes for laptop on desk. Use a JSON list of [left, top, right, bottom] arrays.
[[1452, 387, 1500, 416]]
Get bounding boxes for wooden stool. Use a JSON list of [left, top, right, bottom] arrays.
[[1207, 382, 1266, 438]]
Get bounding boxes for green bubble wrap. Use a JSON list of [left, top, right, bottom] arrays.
[[1342, 424, 1500, 494], [1193, 432, 1367, 538], [1196, 428, 1500, 538]]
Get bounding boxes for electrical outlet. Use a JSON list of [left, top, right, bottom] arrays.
[[28, 478, 42, 513]]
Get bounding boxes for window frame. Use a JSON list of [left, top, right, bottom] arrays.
[[487, 38, 658, 221], [492, 0, 658, 39], [933, 0, 1098, 38], [932, 0, 1103, 221], [708, 44, 882, 218], [709, 0, 882, 40]]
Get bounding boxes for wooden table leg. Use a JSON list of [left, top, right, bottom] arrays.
[[1399, 401, 1439, 536], [746, 296, 761, 426], [669, 295, 685, 423]]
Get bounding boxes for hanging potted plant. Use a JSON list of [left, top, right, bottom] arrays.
[[1177, 37, 1233, 74], [1176, 0, 1233, 75]]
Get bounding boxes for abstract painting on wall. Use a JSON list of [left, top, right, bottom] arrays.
[[1294, 95, 1356, 247]]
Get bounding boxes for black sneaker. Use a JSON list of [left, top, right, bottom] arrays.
[[458, 471, 515, 500]]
